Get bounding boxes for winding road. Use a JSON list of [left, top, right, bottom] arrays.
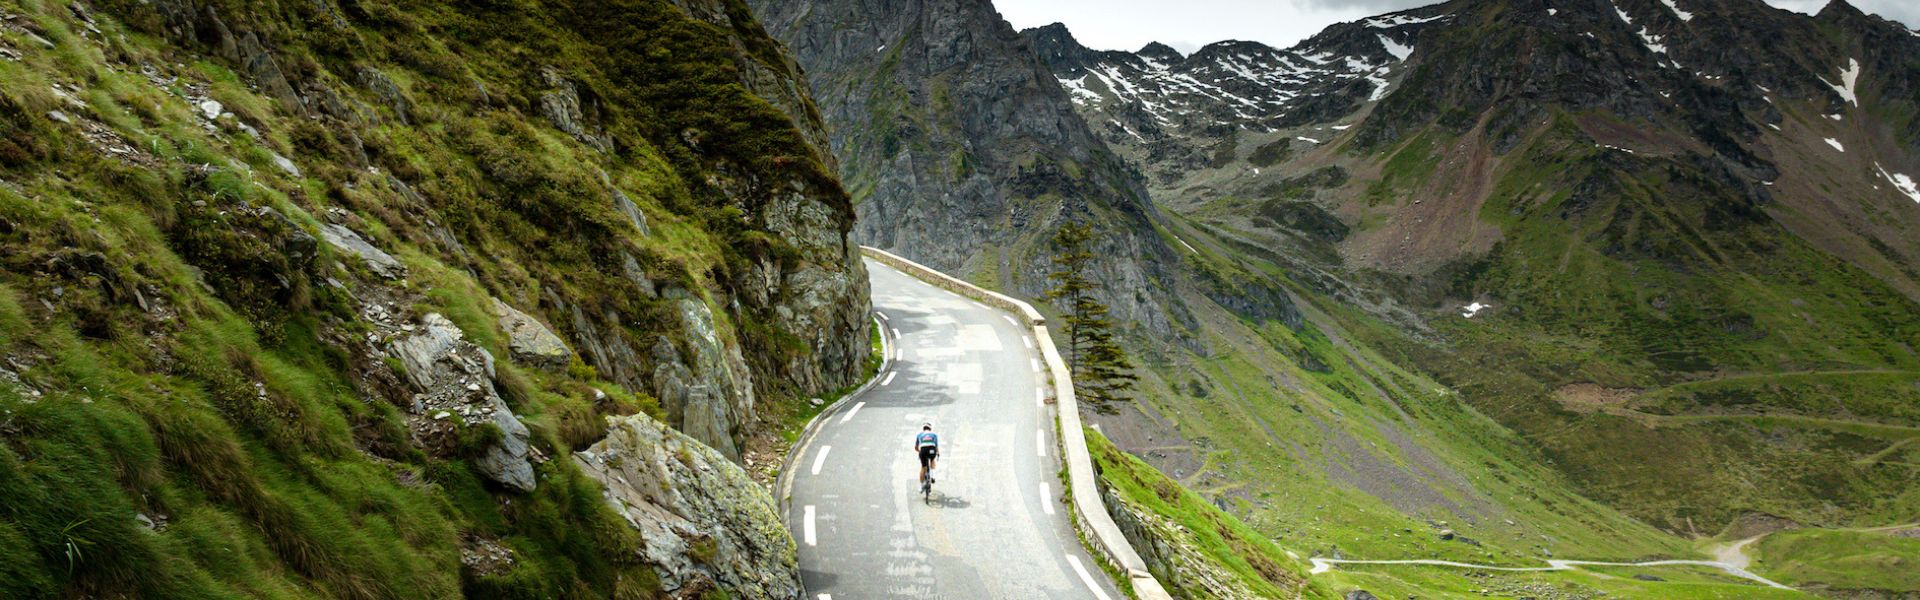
[[783, 259, 1122, 599]]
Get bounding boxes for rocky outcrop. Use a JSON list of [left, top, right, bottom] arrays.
[[576, 414, 801, 599], [490, 298, 573, 368], [647, 290, 756, 461], [318, 223, 406, 279], [390, 313, 537, 492]]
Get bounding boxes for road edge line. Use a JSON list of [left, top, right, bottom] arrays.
[[859, 246, 1173, 600], [777, 312, 893, 516]]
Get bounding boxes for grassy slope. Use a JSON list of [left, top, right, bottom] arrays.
[[1750, 528, 1920, 593], [1092, 100, 1920, 595], [0, 0, 848, 597]]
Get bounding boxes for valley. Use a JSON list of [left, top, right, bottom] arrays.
[[760, 0, 1920, 597]]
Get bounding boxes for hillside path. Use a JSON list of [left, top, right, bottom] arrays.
[[1308, 552, 1792, 590], [784, 259, 1122, 599]]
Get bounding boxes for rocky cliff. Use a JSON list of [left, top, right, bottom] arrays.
[[747, 0, 1197, 337], [0, 0, 860, 596]]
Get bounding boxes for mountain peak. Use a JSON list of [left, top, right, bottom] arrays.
[[1138, 41, 1183, 60]]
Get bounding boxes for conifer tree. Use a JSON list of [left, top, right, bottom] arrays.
[[1044, 223, 1137, 412]]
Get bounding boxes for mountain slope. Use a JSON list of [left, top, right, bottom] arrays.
[[747, 0, 1206, 336], [0, 0, 865, 596], [1032, 0, 1920, 532]]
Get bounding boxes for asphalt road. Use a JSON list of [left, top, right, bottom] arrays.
[[787, 259, 1123, 599]]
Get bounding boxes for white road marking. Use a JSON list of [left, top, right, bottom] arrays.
[[881, 372, 897, 386], [804, 505, 818, 546], [876, 311, 889, 321], [1066, 555, 1113, 600], [1037, 430, 1048, 457], [1003, 315, 1018, 326], [891, 327, 901, 339], [839, 402, 866, 424], [1023, 336, 1033, 349], [811, 446, 832, 475], [1039, 482, 1056, 515], [1035, 388, 1045, 407], [1031, 358, 1041, 372], [818, 595, 832, 600]]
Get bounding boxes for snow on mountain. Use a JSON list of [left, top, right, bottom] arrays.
[[1820, 58, 1861, 106], [1023, 8, 1449, 139]]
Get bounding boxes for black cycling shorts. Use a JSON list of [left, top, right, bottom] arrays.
[[918, 446, 938, 467]]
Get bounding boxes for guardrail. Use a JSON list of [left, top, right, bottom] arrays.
[[860, 246, 1174, 600]]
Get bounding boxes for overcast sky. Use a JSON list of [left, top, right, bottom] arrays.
[[994, 0, 1920, 54]]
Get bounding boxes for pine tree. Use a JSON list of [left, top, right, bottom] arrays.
[[1044, 223, 1137, 413]]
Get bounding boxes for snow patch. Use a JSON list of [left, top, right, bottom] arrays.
[[1877, 163, 1920, 203], [877, 45, 886, 52], [1331, 124, 1352, 130], [1366, 13, 1450, 28], [1548, 8, 1559, 16], [1825, 113, 1843, 121], [1296, 136, 1323, 144], [1823, 138, 1845, 152], [1818, 58, 1860, 107], [1058, 76, 1102, 105], [1462, 302, 1491, 318], [1366, 67, 1393, 101], [1377, 34, 1413, 61], [1767, 123, 1781, 131], [1659, 0, 1694, 22], [1174, 236, 1199, 253]]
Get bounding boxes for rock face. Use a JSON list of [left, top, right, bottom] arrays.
[[576, 414, 801, 599], [749, 0, 1194, 338], [390, 313, 537, 493]]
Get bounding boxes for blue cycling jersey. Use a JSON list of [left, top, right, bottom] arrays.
[[915, 432, 939, 449]]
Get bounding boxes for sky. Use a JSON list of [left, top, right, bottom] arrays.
[[993, 0, 1920, 54]]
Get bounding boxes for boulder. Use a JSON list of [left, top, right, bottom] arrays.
[[576, 414, 801, 599], [319, 223, 405, 279], [1345, 591, 1379, 600], [489, 298, 573, 367]]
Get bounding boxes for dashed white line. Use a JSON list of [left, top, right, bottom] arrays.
[[818, 595, 832, 600], [1035, 388, 1045, 407], [876, 311, 889, 321], [839, 401, 866, 424], [1023, 336, 1033, 349], [891, 327, 901, 339], [1039, 482, 1056, 515], [1003, 315, 1018, 326], [1037, 430, 1047, 457], [881, 372, 897, 386], [804, 505, 818, 546], [811, 445, 832, 475], [1031, 358, 1041, 372], [1066, 555, 1113, 600]]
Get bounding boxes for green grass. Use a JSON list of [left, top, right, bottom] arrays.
[[1752, 529, 1920, 592], [1088, 428, 1312, 598], [0, 0, 855, 596]]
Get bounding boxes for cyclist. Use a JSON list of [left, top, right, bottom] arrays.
[[914, 423, 939, 487]]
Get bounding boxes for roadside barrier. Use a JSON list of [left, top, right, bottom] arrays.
[[859, 246, 1174, 600]]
